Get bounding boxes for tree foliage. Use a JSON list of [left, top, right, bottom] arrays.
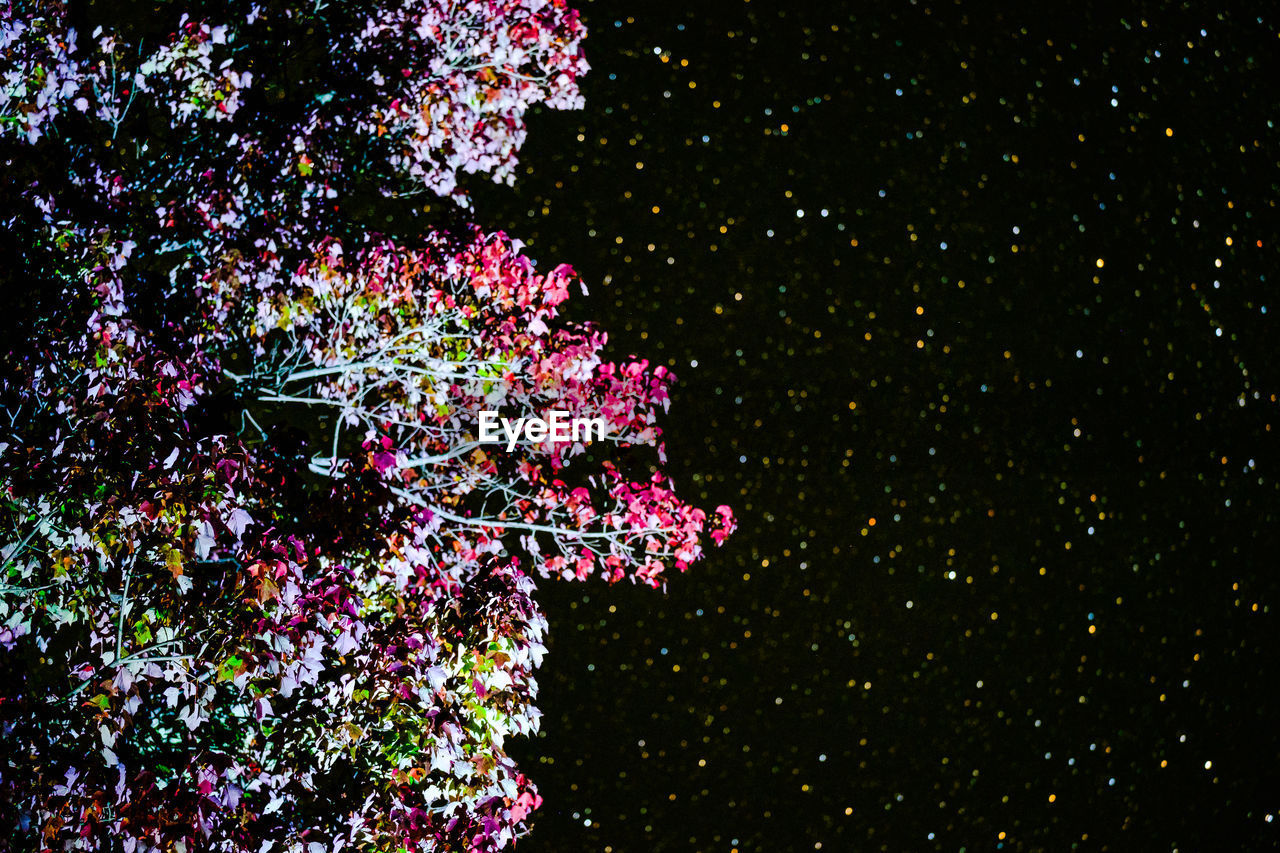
[[0, 2, 733, 850]]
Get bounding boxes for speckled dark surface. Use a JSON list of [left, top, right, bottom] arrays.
[[467, 2, 1280, 850]]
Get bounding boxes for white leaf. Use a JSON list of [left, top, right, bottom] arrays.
[[226, 508, 253, 538]]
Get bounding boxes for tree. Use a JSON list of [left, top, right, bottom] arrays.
[[0, 2, 734, 851]]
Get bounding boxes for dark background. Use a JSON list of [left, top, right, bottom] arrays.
[[464, 1, 1280, 851]]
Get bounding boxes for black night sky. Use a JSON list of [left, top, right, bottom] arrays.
[[461, 1, 1280, 851]]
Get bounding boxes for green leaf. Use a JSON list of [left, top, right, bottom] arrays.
[[217, 654, 245, 682]]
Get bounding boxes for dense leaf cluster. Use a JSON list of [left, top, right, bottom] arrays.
[[0, 2, 733, 850]]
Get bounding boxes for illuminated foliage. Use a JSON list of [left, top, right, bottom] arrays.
[[1, 2, 732, 851]]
